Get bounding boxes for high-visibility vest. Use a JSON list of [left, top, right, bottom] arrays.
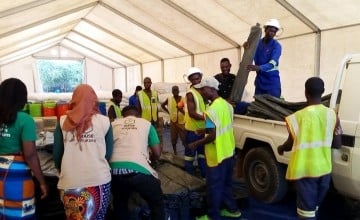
[[204, 97, 235, 167], [285, 104, 336, 180], [138, 90, 158, 122], [168, 96, 185, 124], [185, 88, 205, 131], [108, 100, 122, 118]]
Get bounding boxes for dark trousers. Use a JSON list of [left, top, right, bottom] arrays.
[[111, 173, 165, 220], [296, 174, 331, 220], [34, 176, 65, 220], [185, 130, 207, 178], [206, 157, 238, 220]]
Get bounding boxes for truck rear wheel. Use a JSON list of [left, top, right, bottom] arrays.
[[243, 147, 288, 203]]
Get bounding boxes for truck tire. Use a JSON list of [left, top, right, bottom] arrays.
[[243, 147, 288, 203]]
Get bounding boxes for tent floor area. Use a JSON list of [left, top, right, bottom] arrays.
[[158, 126, 360, 220], [237, 188, 355, 220], [32, 126, 360, 220]]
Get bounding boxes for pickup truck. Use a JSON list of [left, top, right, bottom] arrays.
[[233, 54, 360, 203]]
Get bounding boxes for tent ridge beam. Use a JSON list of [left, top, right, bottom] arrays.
[[64, 37, 125, 67], [82, 18, 162, 60], [99, 1, 193, 56], [161, 0, 240, 48], [322, 22, 360, 32], [275, 0, 320, 32], [60, 44, 118, 69], [275, 0, 321, 76], [71, 30, 141, 64]]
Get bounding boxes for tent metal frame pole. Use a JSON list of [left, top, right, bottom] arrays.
[[275, 0, 321, 76], [125, 67, 128, 92], [161, 60, 164, 82], [140, 64, 143, 82]]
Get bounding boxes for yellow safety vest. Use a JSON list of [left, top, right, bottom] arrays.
[[285, 104, 336, 180], [204, 97, 235, 167], [168, 96, 185, 124], [109, 100, 122, 118], [185, 88, 205, 131], [138, 90, 158, 122]]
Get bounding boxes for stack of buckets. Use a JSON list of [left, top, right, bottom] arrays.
[[26, 101, 107, 118], [28, 101, 70, 120]]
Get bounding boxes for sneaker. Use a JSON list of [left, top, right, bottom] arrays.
[[196, 214, 210, 220], [220, 209, 242, 218]]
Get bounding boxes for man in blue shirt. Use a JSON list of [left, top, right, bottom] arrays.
[[129, 85, 142, 106], [246, 18, 282, 98]]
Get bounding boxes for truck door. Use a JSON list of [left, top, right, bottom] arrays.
[[332, 59, 360, 200]]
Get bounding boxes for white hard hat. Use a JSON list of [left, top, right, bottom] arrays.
[[264, 19, 281, 30], [186, 67, 203, 79], [194, 76, 219, 90]]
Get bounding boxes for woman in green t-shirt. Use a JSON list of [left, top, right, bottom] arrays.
[[0, 78, 48, 219]]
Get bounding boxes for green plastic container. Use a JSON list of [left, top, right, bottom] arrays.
[[29, 102, 42, 117]]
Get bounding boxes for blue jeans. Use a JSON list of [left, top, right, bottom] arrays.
[[206, 156, 238, 220], [185, 130, 207, 178], [111, 173, 165, 220]]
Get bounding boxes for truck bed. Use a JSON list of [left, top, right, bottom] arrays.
[[233, 114, 290, 164]]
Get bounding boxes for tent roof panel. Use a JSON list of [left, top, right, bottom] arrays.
[[0, 28, 70, 57], [0, 0, 359, 67], [61, 39, 124, 68], [74, 21, 159, 63], [289, 0, 360, 30], [0, 36, 63, 65], [66, 32, 138, 66], [0, 0, 95, 35], [104, 0, 235, 52], [86, 5, 188, 58]]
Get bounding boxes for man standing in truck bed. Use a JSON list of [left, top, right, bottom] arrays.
[[246, 18, 282, 98], [278, 77, 342, 220]]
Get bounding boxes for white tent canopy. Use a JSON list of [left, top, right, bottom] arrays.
[[1, 0, 360, 101]]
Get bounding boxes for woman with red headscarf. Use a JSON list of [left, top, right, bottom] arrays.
[[53, 84, 113, 219]]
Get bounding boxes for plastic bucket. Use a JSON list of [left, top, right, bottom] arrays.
[[29, 103, 42, 117], [56, 102, 69, 119], [98, 102, 107, 116], [42, 101, 56, 117]]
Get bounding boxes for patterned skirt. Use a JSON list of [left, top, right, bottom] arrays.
[[60, 182, 111, 220], [0, 155, 35, 219]]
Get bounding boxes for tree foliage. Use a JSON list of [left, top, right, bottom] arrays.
[[37, 59, 84, 92]]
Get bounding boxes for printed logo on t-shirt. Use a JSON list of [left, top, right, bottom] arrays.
[[123, 118, 137, 130], [0, 125, 10, 137], [80, 127, 96, 143]]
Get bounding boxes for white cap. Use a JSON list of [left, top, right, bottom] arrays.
[[194, 76, 219, 90], [264, 18, 281, 30], [186, 67, 203, 79]]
